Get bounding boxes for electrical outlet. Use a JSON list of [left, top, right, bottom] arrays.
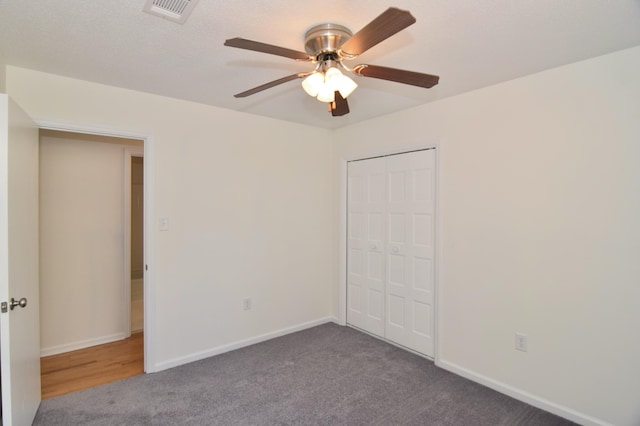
[[515, 333, 528, 352], [243, 298, 251, 311]]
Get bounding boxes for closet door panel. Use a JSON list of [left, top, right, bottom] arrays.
[[347, 157, 386, 337], [386, 150, 435, 356]]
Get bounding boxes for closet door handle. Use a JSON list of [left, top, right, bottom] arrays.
[[370, 244, 377, 250], [10, 297, 27, 310], [391, 246, 399, 254]]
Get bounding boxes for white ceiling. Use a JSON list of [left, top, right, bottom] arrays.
[[1, 0, 640, 129]]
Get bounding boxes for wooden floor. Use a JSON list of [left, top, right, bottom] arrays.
[[40, 332, 144, 399]]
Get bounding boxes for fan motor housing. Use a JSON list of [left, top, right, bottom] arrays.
[[304, 23, 352, 58]]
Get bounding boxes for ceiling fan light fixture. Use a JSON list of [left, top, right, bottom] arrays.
[[324, 67, 357, 99], [301, 67, 358, 103]]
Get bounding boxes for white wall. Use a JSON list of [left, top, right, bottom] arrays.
[[7, 66, 335, 370], [334, 46, 640, 426], [39, 130, 142, 355]]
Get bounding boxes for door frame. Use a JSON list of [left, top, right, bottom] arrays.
[[35, 120, 156, 373], [338, 143, 441, 361]]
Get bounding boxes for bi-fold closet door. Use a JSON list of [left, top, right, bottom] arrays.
[[347, 149, 435, 357]]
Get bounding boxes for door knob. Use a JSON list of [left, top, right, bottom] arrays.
[[370, 244, 377, 250], [392, 246, 399, 253], [10, 297, 27, 310]]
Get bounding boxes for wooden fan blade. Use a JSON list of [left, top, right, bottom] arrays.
[[330, 91, 350, 116], [224, 37, 311, 61], [234, 73, 306, 98], [352, 64, 439, 88], [339, 8, 416, 57]]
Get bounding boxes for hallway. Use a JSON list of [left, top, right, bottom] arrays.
[[40, 333, 143, 399]]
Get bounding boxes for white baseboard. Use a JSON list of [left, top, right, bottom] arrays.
[[436, 359, 612, 426], [153, 317, 336, 372], [40, 332, 128, 357]]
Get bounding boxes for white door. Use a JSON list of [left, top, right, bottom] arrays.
[[346, 149, 436, 357], [0, 95, 41, 426], [346, 157, 386, 337], [385, 150, 435, 356]]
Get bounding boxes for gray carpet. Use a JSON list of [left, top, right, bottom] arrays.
[[34, 323, 576, 425]]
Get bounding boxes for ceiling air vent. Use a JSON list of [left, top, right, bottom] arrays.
[[143, 0, 199, 24]]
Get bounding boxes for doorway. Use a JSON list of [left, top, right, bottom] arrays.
[[38, 130, 145, 397]]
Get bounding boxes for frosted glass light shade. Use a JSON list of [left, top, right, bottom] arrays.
[[337, 74, 357, 98], [302, 72, 324, 97], [324, 67, 343, 91], [316, 84, 336, 103]]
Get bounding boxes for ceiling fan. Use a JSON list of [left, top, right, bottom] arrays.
[[224, 7, 439, 117]]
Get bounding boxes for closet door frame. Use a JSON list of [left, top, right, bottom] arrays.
[[338, 143, 441, 361]]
